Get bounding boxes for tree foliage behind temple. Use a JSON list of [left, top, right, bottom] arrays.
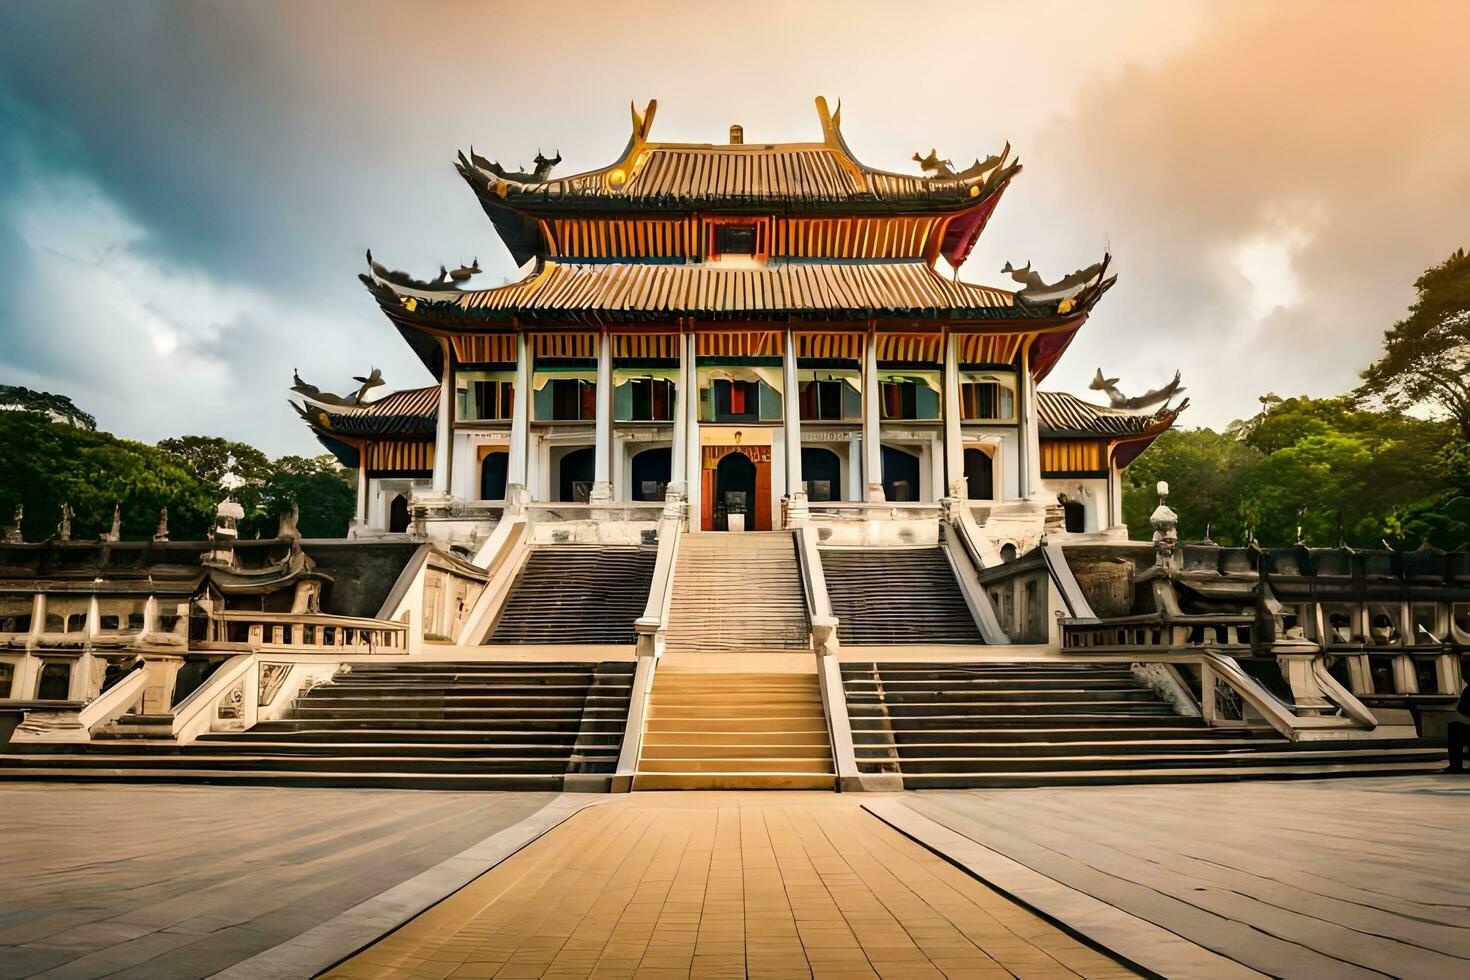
[[0, 410, 356, 542], [1124, 399, 1468, 549]]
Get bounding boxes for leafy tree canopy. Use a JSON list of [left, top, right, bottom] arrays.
[[1357, 246, 1470, 439], [0, 385, 97, 430], [0, 408, 356, 542]]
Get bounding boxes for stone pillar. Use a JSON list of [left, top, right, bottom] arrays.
[[355, 457, 369, 528], [506, 333, 532, 506], [665, 329, 689, 516], [684, 333, 702, 529], [862, 333, 884, 502], [942, 333, 966, 500], [782, 329, 809, 524], [1018, 347, 1043, 500], [431, 368, 453, 493], [139, 654, 185, 715], [591, 333, 613, 502]]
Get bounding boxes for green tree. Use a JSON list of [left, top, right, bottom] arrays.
[[1357, 247, 1470, 439], [0, 411, 215, 541], [248, 454, 356, 539], [1123, 429, 1264, 545], [0, 385, 96, 430]]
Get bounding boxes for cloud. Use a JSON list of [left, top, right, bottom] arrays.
[[1000, 0, 1470, 428]]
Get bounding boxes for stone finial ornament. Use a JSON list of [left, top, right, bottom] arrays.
[[1151, 481, 1178, 567], [99, 503, 122, 543], [153, 507, 169, 543], [2, 504, 22, 544], [276, 501, 301, 542], [57, 502, 73, 542]]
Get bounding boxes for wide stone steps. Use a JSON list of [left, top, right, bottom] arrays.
[[843, 661, 1447, 787], [663, 533, 810, 652], [0, 661, 637, 790], [634, 671, 834, 790], [490, 547, 656, 645], [821, 548, 981, 645]]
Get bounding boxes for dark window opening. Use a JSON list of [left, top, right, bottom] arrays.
[[469, 379, 514, 421], [715, 224, 756, 255], [36, 661, 71, 700], [881, 445, 921, 502], [800, 380, 845, 421], [549, 378, 596, 421], [629, 378, 674, 422], [960, 381, 1013, 420], [964, 448, 993, 500], [880, 380, 919, 420], [388, 494, 411, 533], [1063, 500, 1086, 533], [713, 379, 760, 422], [0, 614, 30, 633], [480, 452, 508, 500], [631, 447, 672, 501], [558, 446, 596, 503], [99, 615, 120, 631], [0, 661, 13, 697], [802, 447, 842, 502]]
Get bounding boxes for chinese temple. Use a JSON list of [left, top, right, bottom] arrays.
[[0, 100, 1457, 789]]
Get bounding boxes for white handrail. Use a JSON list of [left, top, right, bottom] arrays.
[[169, 653, 255, 742], [77, 666, 147, 732]]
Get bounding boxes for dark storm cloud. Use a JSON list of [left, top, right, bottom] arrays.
[[0, 0, 1465, 452]]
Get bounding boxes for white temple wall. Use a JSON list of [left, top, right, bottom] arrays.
[[1039, 475, 1112, 533]]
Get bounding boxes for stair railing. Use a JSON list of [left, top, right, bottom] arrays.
[[10, 664, 149, 744], [794, 526, 838, 656], [938, 509, 1010, 645], [617, 514, 684, 791], [457, 514, 530, 644]]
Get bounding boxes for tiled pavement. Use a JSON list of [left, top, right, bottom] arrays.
[[0, 784, 555, 980], [325, 793, 1133, 979]]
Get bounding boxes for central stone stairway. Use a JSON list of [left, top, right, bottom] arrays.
[[0, 661, 636, 790], [633, 669, 835, 789], [663, 532, 810, 651], [844, 661, 1446, 787], [821, 548, 981, 644], [490, 546, 656, 645]]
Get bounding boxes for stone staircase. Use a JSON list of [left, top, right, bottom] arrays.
[[821, 548, 981, 645], [844, 662, 1447, 788], [633, 670, 835, 790], [0, 661, 636, 790], [490, 546, 656, 645], [663, 532, 810, 652]]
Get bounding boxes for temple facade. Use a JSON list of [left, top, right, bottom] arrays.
[[1, 100, 1458, 791], [294, 98, 1180, 546]]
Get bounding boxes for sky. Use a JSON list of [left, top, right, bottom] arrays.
[[1, 0, 1467, 456]]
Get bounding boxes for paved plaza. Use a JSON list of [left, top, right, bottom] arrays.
[[2, 778, 1467, 978]]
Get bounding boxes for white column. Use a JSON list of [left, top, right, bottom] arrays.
[[666, 330, 689, 514], [1018, 345, 1043, 499], [431, 369, 453, 493], [355, 458, 369, 530], [591, 333, 613, 502], [507, 334, 531, 506], [942, 333, 966, 500], [684, 332, 702, 530], [863, 333, 884, 501], [782, 329, 808, 524]]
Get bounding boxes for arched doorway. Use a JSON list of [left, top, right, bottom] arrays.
[[881, 446, 921, 502], [557, 446, 595, 502], [480, 450, 508, 500], [964, 448, 994, 500], [388, 493, 410, 533], [631, 447, 671, 501], [801, 447, 842, 502], [714, 451, 757, 530]]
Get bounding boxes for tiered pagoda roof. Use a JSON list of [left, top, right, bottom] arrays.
[[1036, 390, 1187, 469], [455, 98, 1021, 265]]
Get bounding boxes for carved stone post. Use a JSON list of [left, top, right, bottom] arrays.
[[1151, 481, 1178, 567]]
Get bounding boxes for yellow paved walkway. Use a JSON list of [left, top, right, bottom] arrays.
[[325, 793, 1133, 979]]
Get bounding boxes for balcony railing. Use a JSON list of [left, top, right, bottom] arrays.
[[199, 611, 408, 654]]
